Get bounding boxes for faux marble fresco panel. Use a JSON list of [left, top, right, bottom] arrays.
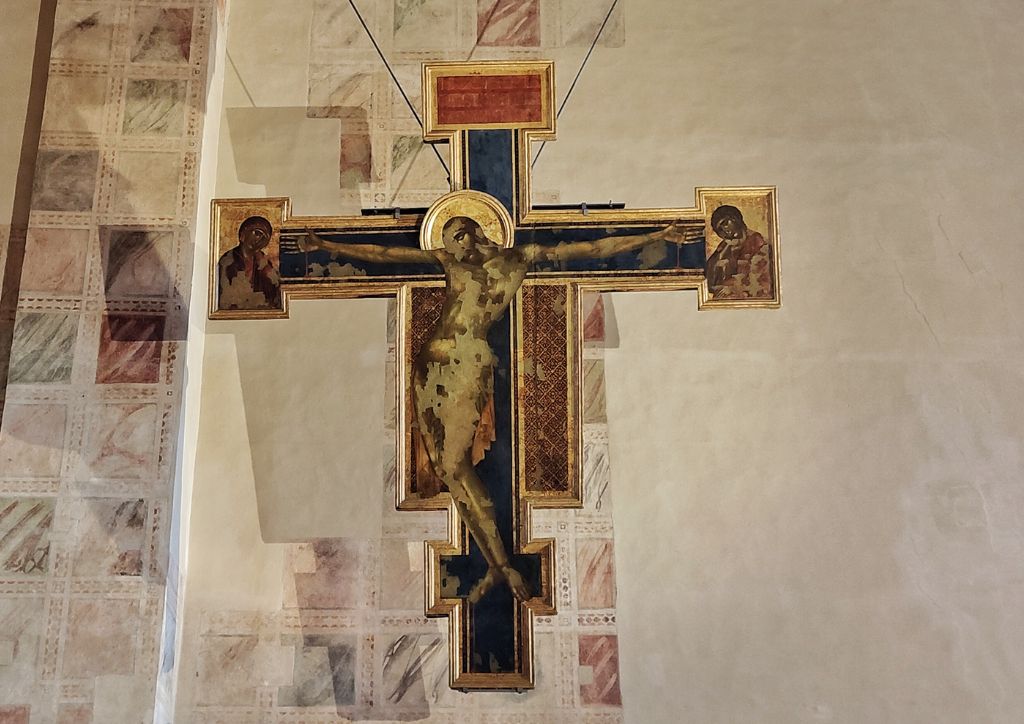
[[0, 404, 67, 478], [387, 133, 449, 203], [78, 404, 158, 480], [131, 7, 194, 63], [7, 312, 78, 384], [123, 80, 186, 137], [0, 499, 54, 576], [285, 540, 365, 610], [112, 151, 182, 217], [0, 598, 44, 672], [578, 635, 623, 706], [278, 634, 356, 707], [583, 294, 606, 343], [339, 134, 372, 189], [380, 633, 446, 707], [392, 0, 456, 49], [0, 707, 29, 724], [50, 5, 116, 62], [391, 136, 419, 175], [42, 74, 109, 136], [55, 705, 92, 724], [582, 438, 612, 513], [95, 314, 165, 384], [71, 498, 147, 577], [560, 0, 625, 47], [477, 0, 541, 47], [307, 65, 375, 119], [583, 358, 607, 423], [31, 151, 98, 212], [388, 63, 426, 118], [380, 539, 421, 610], [576, 539, 616, 609], [62, 599, 138, 678], [102, 229, 175, 298], [195, 635, 260, 706], [310, 0, 374, 51], [20, 228, 90, 295]]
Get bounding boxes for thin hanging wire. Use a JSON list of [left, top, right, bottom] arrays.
[[531, 0, 620, 169], [386, 0, 508, 203], [347, 0, 450, 182]]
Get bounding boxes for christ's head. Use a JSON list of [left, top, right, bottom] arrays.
[[238, 216, 273, 255], [710, 205, 747, 242], [441, 216, 494, 257]]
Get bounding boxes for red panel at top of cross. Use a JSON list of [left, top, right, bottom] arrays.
[[436, 74, 543, 125], [422, 61, 555, 138]]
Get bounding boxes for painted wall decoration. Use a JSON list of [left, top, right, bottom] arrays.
[[0, 2, 215, 720], [209, 59, 780, 690]]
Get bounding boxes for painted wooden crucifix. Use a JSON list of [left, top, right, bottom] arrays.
[[209, 60, 780, 690]]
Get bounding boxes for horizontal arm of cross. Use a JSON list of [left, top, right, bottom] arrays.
[[521, 220, 703, 264], [299, 228, 438, 266]]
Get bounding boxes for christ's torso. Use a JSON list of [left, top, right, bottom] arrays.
[[419, 248, 528, 372]]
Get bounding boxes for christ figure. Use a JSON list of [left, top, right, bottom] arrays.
[[301, 217, 698, 602]]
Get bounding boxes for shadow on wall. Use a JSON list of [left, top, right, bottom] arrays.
[[225, 106, 365, 214]]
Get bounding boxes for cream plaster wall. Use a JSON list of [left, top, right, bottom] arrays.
[[183, 0, 1024, 721], [0, 1, 41, 226]]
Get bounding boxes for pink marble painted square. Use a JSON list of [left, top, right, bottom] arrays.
[[131, 7, 193, 63], [286, 540, 365, 610], [578, 634, 623, 706], [78, 403, 157, 479], [95, 315, 165, 384], [582, 293, 606, 343], [340, 134, 372, 188], [56, 705, 92, 724], [20, 228, 89, 295], [0, 404, 66, 478], [62, 599, 138, 677], [71, 498, 146, 576], [576, 538, 616, 609], [0, 707, 29, 724], [477, 0, 540, 47]]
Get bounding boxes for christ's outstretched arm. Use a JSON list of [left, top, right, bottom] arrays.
[[299, 229, 439, 265], [520, 221, 701, 263]]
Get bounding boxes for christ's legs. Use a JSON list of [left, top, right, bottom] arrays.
[[446, 458, 531, 602], [413, 359, 531, 602]]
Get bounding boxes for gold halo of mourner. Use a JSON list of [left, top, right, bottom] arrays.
[[419, 189, 515, 251]]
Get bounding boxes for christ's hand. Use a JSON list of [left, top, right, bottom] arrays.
[[658, 220, 702, 245], [299, 229, 325, 253]]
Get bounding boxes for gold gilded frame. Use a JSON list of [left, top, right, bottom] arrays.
[[422, 60, 556, 137]]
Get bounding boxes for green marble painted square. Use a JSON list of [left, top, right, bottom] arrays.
[[123, 79, 186, 136], [8, 312, 77, 384], [0, 497, 55, 575]]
